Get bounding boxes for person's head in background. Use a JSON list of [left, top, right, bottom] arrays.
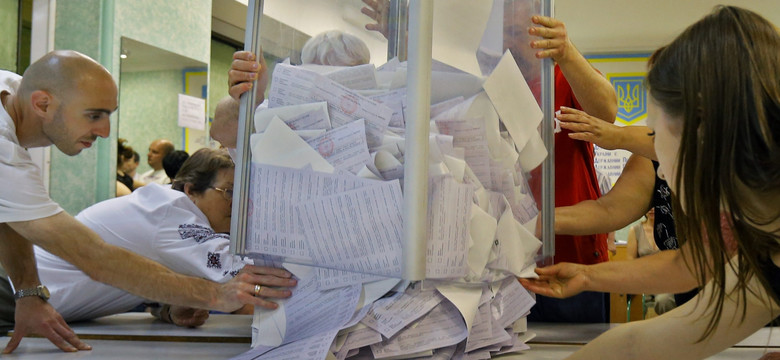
[[502, 0, 541, 83], [127, 151, 140, 177], [147, 138, 174, 171], [300, 30, 370, 66], [646, 5, 780, 340], [117, 138, 134, 174], [163, 150, 190, 181], [171, 148, 234, 233]]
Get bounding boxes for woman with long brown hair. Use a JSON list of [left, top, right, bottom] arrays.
[[568, 6, 780, 358]]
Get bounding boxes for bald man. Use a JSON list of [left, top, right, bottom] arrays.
[[139, 138, 174, 185], [0, 51, 296, 353]]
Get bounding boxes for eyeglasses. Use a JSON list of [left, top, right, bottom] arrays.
[[210, 186, 234, 201]]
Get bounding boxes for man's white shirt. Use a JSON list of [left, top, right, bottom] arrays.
[[0, 70, 62, 223], [139, 168, 170, 185]]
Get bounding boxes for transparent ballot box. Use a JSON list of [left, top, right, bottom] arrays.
[[228, 0, 555, 358]]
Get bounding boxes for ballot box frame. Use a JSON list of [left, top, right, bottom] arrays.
[[229, 0, 557, 278]]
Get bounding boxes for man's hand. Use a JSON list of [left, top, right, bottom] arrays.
[[518, 262, 590, 299], [556, 106, 622, 149], [213, 265, 297, 312], [3, 297, 90, 354], [228, 51, 268, 101], [169, 305, 209, 328], [528, 15, 575, 63], [361, 0, 390, 39]]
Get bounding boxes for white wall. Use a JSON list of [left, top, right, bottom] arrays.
[[558, 0, 780, 54]]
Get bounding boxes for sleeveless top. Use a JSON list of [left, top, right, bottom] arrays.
[[652, 161, 678, 250]]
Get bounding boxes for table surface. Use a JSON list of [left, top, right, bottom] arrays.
[[1, 316, 777, 359]]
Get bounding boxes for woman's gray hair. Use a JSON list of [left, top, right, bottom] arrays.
[[300, 30, 370, 66]]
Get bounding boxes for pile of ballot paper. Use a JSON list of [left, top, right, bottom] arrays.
[[230, 46, 547, 360]]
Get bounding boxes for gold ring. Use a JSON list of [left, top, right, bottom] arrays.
[[254, 284, 262, 296]]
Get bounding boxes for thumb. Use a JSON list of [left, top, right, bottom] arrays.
[[534, 265, 559, 276], [3, 331, 24, 354]]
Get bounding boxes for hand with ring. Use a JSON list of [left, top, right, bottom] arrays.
[[214, 265, 297, 312]]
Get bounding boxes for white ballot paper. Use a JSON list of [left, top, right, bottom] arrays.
[[426, 175, 474, 279], [269, 64, 393, 149], [435, 117, 493, 189], [317, 267, 386, 291], [296, 180, 404, 277], [324, 63, 378, 90], [252, 267, 361, 348], [246, 164, 377, 260], [431, 0, 493, 76], [483, 50, 543, 151], [370, 300, 468, 359], [361, 288, 444, 338], [250, 117, 334, 173], [254, 102, 331, 133], [233, 329, 339, 360], [306, 119, 372, 175]]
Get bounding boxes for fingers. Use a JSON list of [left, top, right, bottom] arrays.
[[55, 319, 90, 351], [240, 264, 294, 279], [530, 38, 565, 50], [534, 265, 559, 276], [531, 15, 560, 28], [2, 332, 22, 354], [567, 132, 596, 143], [228, 82, 253, 101], [361, 6, 379, 20], [253, 284, 293, 299], [177, 309, 209, 327]]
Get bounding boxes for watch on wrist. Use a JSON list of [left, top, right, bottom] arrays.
[[13, 285, 50, 301]]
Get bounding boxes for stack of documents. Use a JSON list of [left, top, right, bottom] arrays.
[[231, 42, 546, 359]]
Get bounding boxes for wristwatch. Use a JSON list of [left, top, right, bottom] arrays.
[[13, 285, 50, 301]]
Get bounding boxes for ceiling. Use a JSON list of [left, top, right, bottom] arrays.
[[120, 37, 206, 72]]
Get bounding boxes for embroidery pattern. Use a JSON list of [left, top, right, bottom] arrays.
[[207, 252, 222, 269], [178, 224, 228, 244]]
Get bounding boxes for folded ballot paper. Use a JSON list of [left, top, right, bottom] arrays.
[[231, 46, 546, 360]]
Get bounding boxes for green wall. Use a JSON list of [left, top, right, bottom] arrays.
[[209, 39, 236, 121], [0, 0, 18, 72], [50, 0, 211, 214], [118, 70, 183, 176]]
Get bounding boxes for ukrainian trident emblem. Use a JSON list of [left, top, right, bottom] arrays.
[[607, 74, 647, 125]]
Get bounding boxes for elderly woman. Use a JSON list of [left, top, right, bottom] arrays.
[[25, 148, 295, 327]]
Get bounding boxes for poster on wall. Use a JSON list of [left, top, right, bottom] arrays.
[[587, 54, 650, 184], [178, 94, 206, 131]]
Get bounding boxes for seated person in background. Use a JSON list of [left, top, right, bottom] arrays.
[[128, 151, 140, 179], [16, 148, 290, 326], [139, 138, 174, 185], [626, 209, 675, 315], [116, 138, 135, 197], [211, 29, 370, 149], [163, 150, 190, 182]]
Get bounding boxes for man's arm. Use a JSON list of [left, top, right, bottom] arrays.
[[211, 51, 268, 148], [8, 212, 295, 312], [0, 224, 90, 353], [555, 154, 655, 235], [529, 16, 617, 122]]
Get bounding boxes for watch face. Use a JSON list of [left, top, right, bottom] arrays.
[[38, 285, 50, 300]]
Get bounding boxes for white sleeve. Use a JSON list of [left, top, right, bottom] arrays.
[[0, 139, 62, 223], [153, 204, 250, 283]]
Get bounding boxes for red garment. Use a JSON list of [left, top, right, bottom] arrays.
[[530, 66, 608, 265]]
